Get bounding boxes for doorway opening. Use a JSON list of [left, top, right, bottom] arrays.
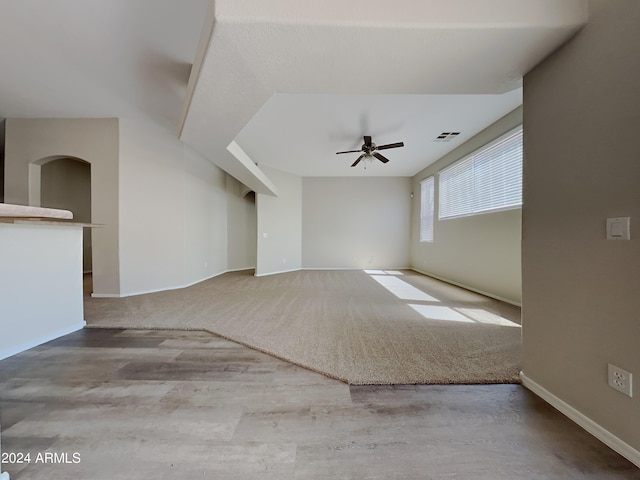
[[37, 156, 93, 293]]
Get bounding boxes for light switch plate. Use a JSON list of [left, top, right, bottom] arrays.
[[606, 217, 630, 240]]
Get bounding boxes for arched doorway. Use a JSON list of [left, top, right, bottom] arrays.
[[32, 156, 93, 293]]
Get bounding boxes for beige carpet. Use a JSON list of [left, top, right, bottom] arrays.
[[84, 269, 522, 385]]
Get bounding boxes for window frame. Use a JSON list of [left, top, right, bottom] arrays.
[[438, 126, 523, 220], [419, 175, 435, 243]]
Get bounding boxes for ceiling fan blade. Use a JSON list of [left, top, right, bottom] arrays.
[[364, 135, 372, 148], [351, 154, 365, 167], [376, 141, 404, 151], [336, 149, 363, 154], [373, 152, 390, 164]]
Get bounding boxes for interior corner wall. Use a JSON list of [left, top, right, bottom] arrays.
[[183, 142, 228, 285], [522, 0, 640, 455], [410, 107, 523, 304], [3, 118, 120, 296], [118, 118, 228, 295], [256, 165, 301, 276], [302, 177, 411, 269], [226, 175, 257, 271]]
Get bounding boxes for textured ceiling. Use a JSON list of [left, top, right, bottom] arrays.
[[0, 1, 589, 195], [0, 0, 208, 132], [180, 0, 589, 193], [234, 92, 522, 177]]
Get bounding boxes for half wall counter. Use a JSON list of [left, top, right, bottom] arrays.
[[0, 203, 97, 360]]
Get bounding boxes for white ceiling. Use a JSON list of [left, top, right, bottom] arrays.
[[0, 0, 209, 132], [181, 0, 588, 192], [234, 92, 522, 177], [0, 1, 589, 193]]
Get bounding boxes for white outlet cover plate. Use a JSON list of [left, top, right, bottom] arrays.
[[608, 363, 633, 397]]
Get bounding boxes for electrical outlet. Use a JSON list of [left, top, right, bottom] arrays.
[[608, 364, 633, 397]]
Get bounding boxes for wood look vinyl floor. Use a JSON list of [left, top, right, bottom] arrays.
[[1, 328, 638, 479]]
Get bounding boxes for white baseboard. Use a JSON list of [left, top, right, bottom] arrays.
[[254, 267, 301, 277], [91, 267, 515, 301], [410, 267, 522, 307], [225, 267, 255, 273], [92, 268, 252, 298], [256, 267, 419, 277], [520, 372, 640, 468], [116, 276, 223, 297], [302, 267, 412, 272], [254, 267, 414, 277], [303, 267, 362, 271]]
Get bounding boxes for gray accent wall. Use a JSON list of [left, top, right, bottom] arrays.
[[522, 0, 640, 454]]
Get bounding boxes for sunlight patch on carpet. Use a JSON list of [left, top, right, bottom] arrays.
[[370, 275, 440, 302]]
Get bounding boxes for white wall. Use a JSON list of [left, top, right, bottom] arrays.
[[302, 177, 411, 269], [0, 223, 84, 360], [3, 118, 120, 296], [183, 145, 229, 283], [410, 107, 523, 304], [522, 0, 640, 459], [256, 165, 302, 276], [4, 117, 234, 298], [118, 118, 228, 295], [226, 175, 257, 271]]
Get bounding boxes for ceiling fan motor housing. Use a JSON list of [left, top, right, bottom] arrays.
[[336, 135, 404, 167], [363, 142, 376, 155]]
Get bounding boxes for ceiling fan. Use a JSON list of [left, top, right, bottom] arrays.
[[336, 135, 404, 167]]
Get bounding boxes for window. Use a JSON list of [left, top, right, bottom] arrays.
[[439, 126, 523, 220], [419, 176, 435, 242]]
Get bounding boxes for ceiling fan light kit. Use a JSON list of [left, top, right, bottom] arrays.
[[336, 135, 404, 168]]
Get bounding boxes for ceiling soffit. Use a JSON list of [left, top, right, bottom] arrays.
[[180, 0, 588, 193]]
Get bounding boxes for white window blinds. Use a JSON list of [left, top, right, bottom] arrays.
[[420, 176, 435, 242], [439, 126, 523, 220]]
